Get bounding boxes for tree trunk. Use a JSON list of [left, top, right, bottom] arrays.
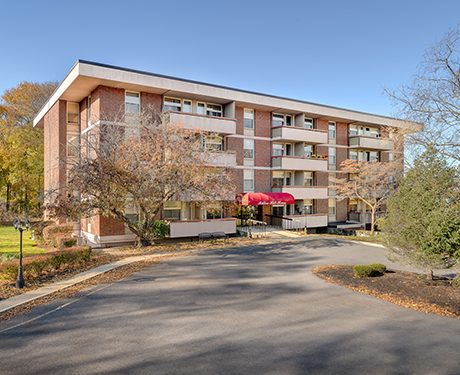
[[370, 207, 376, 235], [6, 183, 11, 211], [428, 269, 434, 280]]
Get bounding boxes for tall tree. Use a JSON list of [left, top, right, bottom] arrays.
[[335, 160, 401, 234], [381, 149, 460, 278], [387, 26, 460, 163], [47, 108, 235, 246], [0, 81, 57, 214]]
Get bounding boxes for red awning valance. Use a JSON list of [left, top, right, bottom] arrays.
[[240, 192, 295, 206]]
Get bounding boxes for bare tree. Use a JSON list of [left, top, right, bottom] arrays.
[[334, 160, 402, 234], [387, 26, 460, 163], [47, 107, 235, 245]]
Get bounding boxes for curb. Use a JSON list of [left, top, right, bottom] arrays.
[[0, 254, 168, 314]]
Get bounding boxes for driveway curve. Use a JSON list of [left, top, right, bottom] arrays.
[[0, 237, 459, 374]]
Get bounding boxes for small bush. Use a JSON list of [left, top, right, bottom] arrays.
[[451, 276, 460, 289], [42, 223, 74, 248], [0, 246, 92, 282], [353, 263, 387, 278]]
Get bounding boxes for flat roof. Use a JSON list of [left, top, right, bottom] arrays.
[[33, 59, 423, 131]]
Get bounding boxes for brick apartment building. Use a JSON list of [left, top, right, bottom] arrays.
[[33, 60, 420, 246]]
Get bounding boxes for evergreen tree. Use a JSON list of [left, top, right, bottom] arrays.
[[382, 148, 460, 278]]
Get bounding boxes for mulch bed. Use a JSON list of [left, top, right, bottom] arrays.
[[0, 252, 120, 301], [313, 265, 460, 318]]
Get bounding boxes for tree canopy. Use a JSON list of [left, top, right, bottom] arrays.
[[382, 148, 460, 277]]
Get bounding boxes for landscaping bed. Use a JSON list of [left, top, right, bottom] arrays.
[[314, 265, 460, 318]]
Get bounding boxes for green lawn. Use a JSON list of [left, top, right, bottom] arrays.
[[0, 225, 46, 256]]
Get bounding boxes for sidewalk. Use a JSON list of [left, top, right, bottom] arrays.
[[0, 253, 171, 314]]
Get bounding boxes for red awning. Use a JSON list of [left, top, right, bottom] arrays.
[[240, 192, 295, 206]]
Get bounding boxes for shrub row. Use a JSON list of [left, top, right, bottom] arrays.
[[353, 263, 387, 278], [0, 246, 92, 282], [42, 223, 75, 249]]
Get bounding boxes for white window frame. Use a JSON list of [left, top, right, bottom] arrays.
[[272, 143, 284, 156], [206, 103, 223, 117], [163, 97, 182, 112], [304, 117, 314, 129], [243, 169, 254, 192], [244, 139, 254, 159], [125, 91, 141, 115], [304, 172, 313, 187], [328, 147, 336, 166], [244, 108, 254, 129], [66, 102, 79, 124], [328, 121, 336, 140]]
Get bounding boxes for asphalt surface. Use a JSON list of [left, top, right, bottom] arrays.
[[0, 237, 459, 375]]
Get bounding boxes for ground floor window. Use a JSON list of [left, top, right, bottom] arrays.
[[163, 201, 182, 220], [272, 205, 284, 217]]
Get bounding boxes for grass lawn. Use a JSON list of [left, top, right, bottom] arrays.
[[0, 225, 46, 256]]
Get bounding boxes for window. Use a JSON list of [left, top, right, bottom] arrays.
[[272, 113, 292, 127], [87, 96, 91, 126], [243, 170, 254, 192], [285, 143, 292, 156], [304, 172, 313, 186], [304, 117, 314, 129], [303, 199, 313, 215], [272, 143, 284, 156], [349, 125, 358, 136], [125, 201, 140, 224], [206, 203, 223, 219], [244, 139, 254, 159], [205, 135, 223, 151], [272, 205, 284, 216], [197, 102, 206, 115], [272, 171, 284, 187], [67, 135, 79, 157], [206, 103, 222, 117], [349, 150, 358, 161], [125, 91, 140, 115], [284, 171, 292, 186], [272, 113, 285, 127], [370, 151, 379, 162], [163, 201, 181, 220], [244, 108, 254, 129], [182, 100, 192, 113], [328, 147, 336, 166], [304, 144, 313, 157], [328, 198, 336, 216], [328, 121, 336, 140], [67, 102, 79, 124], [163, 97, 181, 112]]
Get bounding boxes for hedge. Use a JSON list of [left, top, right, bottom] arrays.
[[353, 263, 387, 278], [0, 246, 92, 282]]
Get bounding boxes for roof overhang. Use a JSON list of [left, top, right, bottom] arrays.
[[33, 60, 424, 132]]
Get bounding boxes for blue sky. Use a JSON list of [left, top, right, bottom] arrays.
[[1, 0, 459, 117]]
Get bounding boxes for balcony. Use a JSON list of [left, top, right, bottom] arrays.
[[206, 151, 237, 168], [282, 214, 328, 229], [168, 111, 236, 135], [349, 135, 393, 151], [169, 218, 237, 238], [349, 211, 385, 224], [272, 186, 328, 199], [272, 126, 328, 144], [272, 156, 328, 172]]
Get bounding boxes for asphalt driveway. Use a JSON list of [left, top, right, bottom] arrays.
[[0, 237, 459, 374]]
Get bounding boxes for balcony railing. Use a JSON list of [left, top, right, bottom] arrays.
[[349, 135, 393, 150], [206, 150, 237, 168], [169, 218, 237, 238], [272, 156, 328, 171], [272, 186, 328, 199], [349, 211, 385, 224], [272, 126, 328, 144], [280, 214, 328, 229], [167, 111, 236, 135]]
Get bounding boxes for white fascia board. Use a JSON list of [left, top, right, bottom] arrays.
[[33, 62, 80, 127]]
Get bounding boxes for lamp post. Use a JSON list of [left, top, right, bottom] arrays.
[[13, 219, 30, 289]]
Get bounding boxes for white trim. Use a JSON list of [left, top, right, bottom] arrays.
[[228, 134, 271, 141], [34, 61, 423, 131], [81, 231, 137, 245]]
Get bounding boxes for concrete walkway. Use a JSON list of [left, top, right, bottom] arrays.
[[0, 254, 168, 314]]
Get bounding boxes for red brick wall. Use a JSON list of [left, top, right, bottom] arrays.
[[336, 121, 348, 145], [141, 92, 162, 113], [234, 107, 244, 134], [316, 199, 328, 215], [227, 137, 244, 165], [98, 216, 126, 236], [254, 109, 270, 137], [254, 139, 271, 167], [255, 170, 271, 192], [336, 198, 348, 221]]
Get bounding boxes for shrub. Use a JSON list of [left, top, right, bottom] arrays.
[[42, 223, 74, 248], [353, 263, 387, 278], [451, 276, 460, 289], [0, 246, 92, 282]]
